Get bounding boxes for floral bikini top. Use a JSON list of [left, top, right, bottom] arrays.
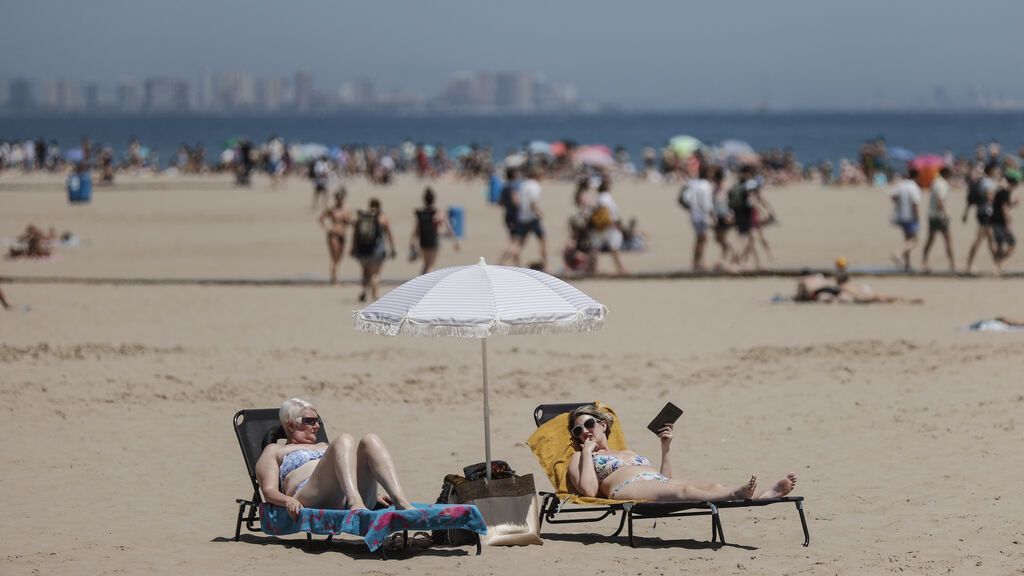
[[592, 452, 651, 481]]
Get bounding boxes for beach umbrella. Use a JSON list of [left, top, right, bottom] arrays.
[[63, 148, 84, 163], [668, 135, 702, 159], [527, 140, 553, 156], [449, 145, 472, 159], [888, 147, 915, 162], [353, 258, 607, 480], [504, 153, 527, 168], [573, 145, 615, 167], [549, 141, 567, 157], [910, 154, 945, 186]]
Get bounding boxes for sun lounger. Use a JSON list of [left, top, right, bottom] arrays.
[[527, 402, 810, 548], [232, 408, 486, 558]]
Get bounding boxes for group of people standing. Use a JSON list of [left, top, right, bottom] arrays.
[[318, 186, 459, 302], [679, 162, 776, 271], [889, 161, 1020, 275]]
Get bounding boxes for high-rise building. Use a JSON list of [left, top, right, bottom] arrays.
[[84, 82, 100, 110], [144, 77, 190, 112], [495, 72, 533, 112], [473, 72, 496, 108], [57, 80, 85, 110], [256, 77, 286, 112], [352, 77, 374, 108], [117, 80, 143, 112], [294, 71, 314, 112], [42, 81, 59, 109], [8, 79, 35, 111], [196, 69, 214, 112]]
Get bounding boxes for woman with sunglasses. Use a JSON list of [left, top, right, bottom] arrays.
[[255, 398, 414, 520], [566, 405, 796, 502]]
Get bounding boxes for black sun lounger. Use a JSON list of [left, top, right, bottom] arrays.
[[232, 408, 417, 558], [531, 403, 810, 548]]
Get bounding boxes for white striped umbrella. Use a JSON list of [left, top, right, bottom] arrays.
[[353, 257, 607, 479]]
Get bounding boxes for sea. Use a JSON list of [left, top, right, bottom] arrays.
[[2, 111, 1022, 166]]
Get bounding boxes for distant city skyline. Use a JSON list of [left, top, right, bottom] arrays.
[[2, 1, 1023, 112], [1, 69, 586, 115]]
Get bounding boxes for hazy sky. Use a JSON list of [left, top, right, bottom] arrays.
[[3, 0, 1023, 109]]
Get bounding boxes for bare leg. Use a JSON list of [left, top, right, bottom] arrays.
[[327, 235, 342, 284], [693, 232, 706, 270], [359, 262, 370, 301], [537, 235, 548, 270], [0, 286, 10, 310], [612, 475, 757, 502], [297, 433, 367, 510], [368, 261, 383, 301], [921, 229, 936, 271], [356, 434, 414, 509], [421, 247, 438, 275], [757, 473, 798, 499], [942, 229, 955, 272]]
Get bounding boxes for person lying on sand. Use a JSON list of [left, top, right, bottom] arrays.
[[567, 404, 797, 502], [995, 316, 1024, 327], [255, 398, 415, 520], [795, 257, 923, 304], [7, 224, 57, 259]]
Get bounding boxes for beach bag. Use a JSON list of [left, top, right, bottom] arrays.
[[728, 182, 748, 212], [353, 210, 381, 253], [431, 474, 478, 546], [589, 205, 613, 231], [678, 185, 694, 210], [452, 473, 543, 546]]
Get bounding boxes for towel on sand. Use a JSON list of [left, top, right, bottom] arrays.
[[259, 502, 486, 551]]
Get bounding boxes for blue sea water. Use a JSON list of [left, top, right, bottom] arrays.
[[2, 112, 1022, 166]]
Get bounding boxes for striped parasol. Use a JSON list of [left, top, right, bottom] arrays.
[[354, 257, 607, 478]]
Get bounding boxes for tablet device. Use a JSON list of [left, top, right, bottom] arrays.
[[647, 402, 683, 434]]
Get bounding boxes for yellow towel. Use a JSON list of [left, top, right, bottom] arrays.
[[526, 401, 634, 503]]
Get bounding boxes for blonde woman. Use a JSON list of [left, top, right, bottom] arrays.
[[255, 398, 413, 519]]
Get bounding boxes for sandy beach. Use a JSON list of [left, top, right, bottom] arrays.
[[2, 173, 1023, 575]]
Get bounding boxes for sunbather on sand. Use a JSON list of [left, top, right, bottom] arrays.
[[255, 398, 414, 520], [7, 224, 56, 259], [566, 404, 796, 502], [794, 260, 922, 304]]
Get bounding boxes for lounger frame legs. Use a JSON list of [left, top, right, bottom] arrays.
[[618, 498, 809, 548], [538, 492, 626, 537], [796, 500, 810, 547]]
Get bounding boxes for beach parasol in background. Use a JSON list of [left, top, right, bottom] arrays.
[[887, 146, 915, 163], [353, 258, 607, 480], [910, 154, 945, 187], [573, 145, 615, 167], [63, 148, 84, 163], [449, 145, 472, 159], [668, 135, 703, 159], [713, 139, 758, 166], [549, 141, 567, 157], [527, 140, 553, 156]]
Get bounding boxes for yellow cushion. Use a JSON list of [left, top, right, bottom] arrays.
[[526, 401, 629, 497]]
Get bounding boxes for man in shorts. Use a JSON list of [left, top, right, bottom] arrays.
[[501, 166, 547, 270], [992, 169, 1020, 275], [921, 167, 955, 272], [889, 169, 921, 271]]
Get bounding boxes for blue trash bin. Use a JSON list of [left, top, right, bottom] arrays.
[[67, 171, 92, 204], [448, 205, 465, 239], [488, 174, 503, 204]]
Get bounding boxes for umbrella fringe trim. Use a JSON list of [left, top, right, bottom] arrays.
[[353, 312, 605, 338]]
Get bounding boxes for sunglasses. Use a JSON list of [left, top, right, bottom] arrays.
[[571, 417, 598, 438], [298, 416, 321, 427]]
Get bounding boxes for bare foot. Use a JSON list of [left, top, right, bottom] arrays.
[[758, 473, 797, 499], [394, 498, 416, 511], [890, 251, 903, 268], [731, 475, 757, 500]]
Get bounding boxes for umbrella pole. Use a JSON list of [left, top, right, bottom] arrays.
[[482, 337, 491, 481]]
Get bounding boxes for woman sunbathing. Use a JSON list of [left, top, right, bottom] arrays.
[[255, 398, 414, 520], [566, 404, 796, 502], [794, 273, 922, 304]]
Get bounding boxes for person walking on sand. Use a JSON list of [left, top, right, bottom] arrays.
[[590, 178, 628, 275], [921, 167, 955, 272], [409, 187, 460, 275], [318, 187, 354, 285], [730, 166, 769, 270], [965, 164, 1000, 274], [351, 198, 397, 302], [991, 169, 1020, 275], [310, 155, 330, 211], [709, 166, 734, 269], [889, 170, 922, 271], [679, 163, 714, 270], [500, 166, 547, 270]]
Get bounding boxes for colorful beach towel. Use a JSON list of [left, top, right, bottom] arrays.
[[259, 502, 486, 551]]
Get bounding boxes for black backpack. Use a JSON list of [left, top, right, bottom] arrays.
[[353, 210, 381, 252], [728, 182, 748, 212]]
